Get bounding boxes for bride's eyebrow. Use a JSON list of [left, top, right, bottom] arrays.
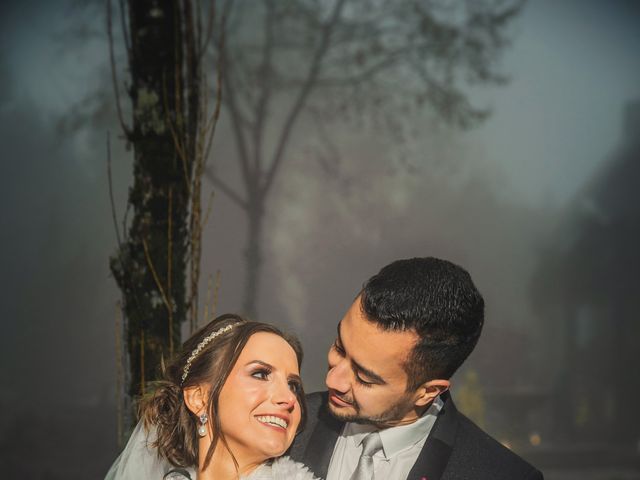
[[245, 360, 273, 369], [246, 360, 301, 381]]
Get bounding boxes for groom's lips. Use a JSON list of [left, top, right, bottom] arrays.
[[328, 389, 353, 407]]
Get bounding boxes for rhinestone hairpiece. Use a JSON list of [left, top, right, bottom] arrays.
[[181, 323, 237, 384]]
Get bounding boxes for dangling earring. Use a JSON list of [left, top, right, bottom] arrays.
[[197, 413, 208, 437]]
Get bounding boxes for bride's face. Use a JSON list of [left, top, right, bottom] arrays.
[[217, 332, 302, 464]]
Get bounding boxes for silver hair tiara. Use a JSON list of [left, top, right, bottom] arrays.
[[181, 323, 238, 384]]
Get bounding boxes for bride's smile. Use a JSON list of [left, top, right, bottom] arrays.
[[255, 414, 290, 430], [216, 332, 303, 464]]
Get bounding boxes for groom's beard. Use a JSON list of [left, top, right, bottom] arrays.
[[328, 391, 415, 427]]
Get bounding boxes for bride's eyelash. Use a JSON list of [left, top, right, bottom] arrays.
[[288, 379, 302, 394], [250, 367, 272, 380]]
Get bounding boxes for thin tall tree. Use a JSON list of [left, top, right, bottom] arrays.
[[207, 0, 523, 317]]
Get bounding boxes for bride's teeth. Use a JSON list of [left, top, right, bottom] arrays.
[[257, 415, 288, 429]]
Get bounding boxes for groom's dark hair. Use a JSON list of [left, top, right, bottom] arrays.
[[360, 257, 485, 391]]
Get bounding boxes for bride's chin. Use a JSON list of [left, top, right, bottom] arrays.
[[260, 442, 289, 458]]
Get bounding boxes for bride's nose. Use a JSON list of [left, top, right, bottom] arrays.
[[272, 378, 296, 410]]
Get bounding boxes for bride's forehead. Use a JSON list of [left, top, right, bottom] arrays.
[[238, 332, 298, 366]]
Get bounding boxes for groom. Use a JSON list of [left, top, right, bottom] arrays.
[[288, 257, 543, 479]]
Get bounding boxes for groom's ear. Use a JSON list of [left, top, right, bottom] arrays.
[[413, 379, 450, 408], [183, 384, 208, 415]]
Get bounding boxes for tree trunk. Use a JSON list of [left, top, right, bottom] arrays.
[[242, 198, 264, 319], [110, 0, 191, 399]]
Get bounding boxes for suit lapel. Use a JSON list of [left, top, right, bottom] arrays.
[[407, 392, 459, 480], [303, 392, 460, 480], [304, 396, 344, 479]]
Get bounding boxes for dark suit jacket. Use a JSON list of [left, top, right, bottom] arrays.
[[289, 391, 543, 480]]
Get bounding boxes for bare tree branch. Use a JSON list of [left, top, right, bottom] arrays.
[[167, 187, 174, 355], [251, 1, 276, 174], [142, 238, 173, 315], [205, 168, 248, 210], [203, 1, 228, 164], [263, 0, 348, 196], [220, 52, 254, 191], [107, 0, 132, 138], [161, 74, 191, 195], [202, 190, 216, 229], [118, 0, 131, 64], [106, 131, 122, 246], [198, 0, 217, 60]]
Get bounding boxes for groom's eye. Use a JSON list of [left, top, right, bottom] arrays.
[[333, 340, 345, 356], [355, 373, 375, 388]]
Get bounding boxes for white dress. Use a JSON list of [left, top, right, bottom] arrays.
[[242, 457, 318, 480], [105, 422, 319, 480], [163, 457, 317, 479]]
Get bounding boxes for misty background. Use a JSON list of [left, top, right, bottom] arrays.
[[1, 0, 639, 478]]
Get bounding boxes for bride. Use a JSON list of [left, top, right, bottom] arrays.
[[106, 314, 318, 480]]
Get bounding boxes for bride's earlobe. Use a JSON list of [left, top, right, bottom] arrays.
[[183, 385, 213, 442], [183, 384, 206, 415]]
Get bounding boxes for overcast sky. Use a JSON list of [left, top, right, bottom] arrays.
[[3, 0, 640, 204]]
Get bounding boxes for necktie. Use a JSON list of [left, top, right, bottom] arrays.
[[350, 431, 383, 480]]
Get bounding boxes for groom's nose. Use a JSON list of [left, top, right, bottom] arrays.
[[326, 350, 350, 393]]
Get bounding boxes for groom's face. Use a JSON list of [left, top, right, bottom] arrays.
[[325, 297, 421, 427]]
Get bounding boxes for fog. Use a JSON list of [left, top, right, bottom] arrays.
[[1, 0, 639, 478]]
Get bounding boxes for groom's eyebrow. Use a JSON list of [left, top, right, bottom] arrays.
[[337, 322, 386, 385]]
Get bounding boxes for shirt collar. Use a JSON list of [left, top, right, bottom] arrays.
[[345, 396, 444, 459]]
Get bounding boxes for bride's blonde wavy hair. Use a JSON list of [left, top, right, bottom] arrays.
[[138, 313, 307, 470]]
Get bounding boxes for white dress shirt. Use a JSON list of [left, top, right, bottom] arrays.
[[326, 396, 443, 480]]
